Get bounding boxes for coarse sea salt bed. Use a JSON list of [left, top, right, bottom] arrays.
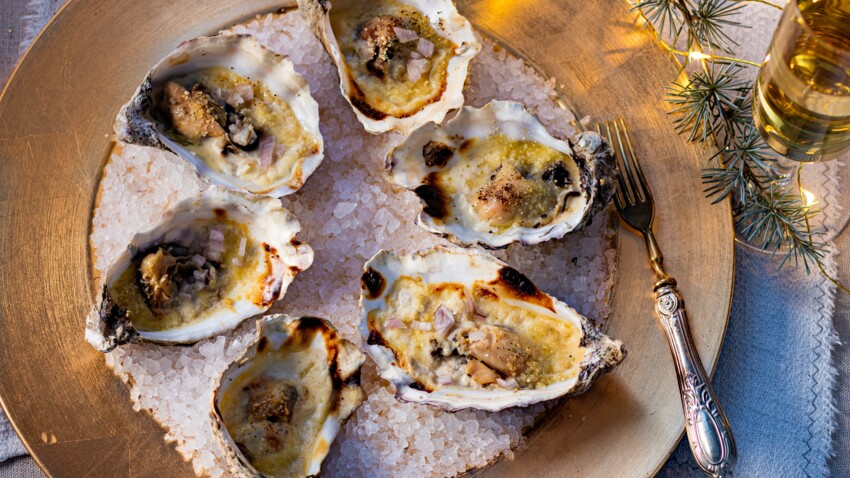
[[90, 11, 618, 478]]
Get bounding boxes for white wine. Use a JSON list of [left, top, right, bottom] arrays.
[[753, 0, 850, 161]]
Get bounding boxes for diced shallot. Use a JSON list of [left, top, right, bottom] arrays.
[[191, 254, 206, 267], [496, 377, 519, 389], [258, 135, 276, 168], [406, 58, 430, 82], [468, 330, 487, 342], [393, 27, 419, 43], [238, 84, 254, 102], [236, 162, 252, 176], [238, 237, 247, 257], [417, 37, 435, 57], [384, 316, 406, 329], [207, 228, 225, 259], [228, 120, 257, 148], [410, 320, 433, 331], [355, 39, 374, 60], [230, 84, 254, 105], [475, 313, 488, 321], [437, 373, 453, 386], [434, 304, 455, 336], [193, 270, 207, 283], [274, 143, 289, 161], [464, 291, 476, 316], [209, 228, 225, 243]]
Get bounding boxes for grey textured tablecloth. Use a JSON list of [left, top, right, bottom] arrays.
[[1, 1, 28, 83], [832, 235, 850, 475], [0, 1, 847, 477], [1, 3, 54, 476]]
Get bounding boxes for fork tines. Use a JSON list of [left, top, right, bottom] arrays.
[[597, 119, 652, 209]]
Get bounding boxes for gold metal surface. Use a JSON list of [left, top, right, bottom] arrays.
[[605, 118, 736, 477], [0, 0, 734, 477]]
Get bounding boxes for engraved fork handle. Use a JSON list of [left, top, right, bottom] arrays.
[[654, 277, 737, 477]]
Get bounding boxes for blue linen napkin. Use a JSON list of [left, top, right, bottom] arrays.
[[659, 245, 838, 477], [0, 411, 26, 463]]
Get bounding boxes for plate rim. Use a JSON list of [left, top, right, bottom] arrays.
[[0, 0, 736, 476]]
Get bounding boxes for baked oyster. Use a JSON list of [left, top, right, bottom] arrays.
[[115, 34, 323, 197], [386, 100, 617, 248], [359, 246, 625, 412], [85, 188, 313, 352], [213, 314, 365, 478], [298, 0, 480, 134]]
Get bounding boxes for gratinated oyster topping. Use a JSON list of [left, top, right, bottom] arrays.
[[386, 100, 618, 248], [85, 188, 313, 352], [213, 315, 365, 478], [115, 35, 323, 197], [359, 246, 625, 412], [332, 2, 455, 118], [298, 0, 480, 134], [111, 220, 255, 331]]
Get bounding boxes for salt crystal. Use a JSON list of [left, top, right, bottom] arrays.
[[93, 13, 611, 478], [333, 201, 357, 218]]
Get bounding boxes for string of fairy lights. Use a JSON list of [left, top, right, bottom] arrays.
[[626, 0, 850, 292]]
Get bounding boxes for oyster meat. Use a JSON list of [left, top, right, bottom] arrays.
[[386, 100, 618, 248], [86, 188, 313, 352], [213, 315, 365, 478], [359, 246, 625, 411], [115, 35, 323, 197], [298, 0, 480, 134]]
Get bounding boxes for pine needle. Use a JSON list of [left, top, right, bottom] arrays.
[[632, 0, 831, 272]]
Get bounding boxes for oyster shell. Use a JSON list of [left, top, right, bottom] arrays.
[[386, 100, 617, 248], [115, 34, 324, 197], [298, 0, 480, 134], [359, 246, 625, 411], [212, 314, 364, 478], [85, 188, 313, 352]]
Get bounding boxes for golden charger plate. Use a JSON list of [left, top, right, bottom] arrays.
[[0, 0, 734, 476]]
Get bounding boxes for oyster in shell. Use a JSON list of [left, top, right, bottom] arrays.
[[212, 314, 365, 478], [85, 188, 313, 352], [359, 246, 625, 411], [386, 100, 617, 248], [115, 34, 323, 197], [298, 0, 480, 134]]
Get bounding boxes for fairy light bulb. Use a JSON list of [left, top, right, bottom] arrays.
[[801, 188, 818, 208], [689, 50, 711, 61]]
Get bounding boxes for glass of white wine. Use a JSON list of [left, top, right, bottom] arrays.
[[753, 0, 850, 163], [751, 0, 850, 243]]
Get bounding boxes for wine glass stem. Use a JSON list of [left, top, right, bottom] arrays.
[[769, 156, 801, 188]]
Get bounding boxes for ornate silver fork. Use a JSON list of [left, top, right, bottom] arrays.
[[600, 119, 737, 477]]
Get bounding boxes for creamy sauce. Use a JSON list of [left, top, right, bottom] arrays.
[[218, 335, 331, 476], [330, 0, 456, 118], [157, 67, 320, 189], [109, 220, 259, 332], [430, 134, 582, 233], [368, 276, 584, 390]]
